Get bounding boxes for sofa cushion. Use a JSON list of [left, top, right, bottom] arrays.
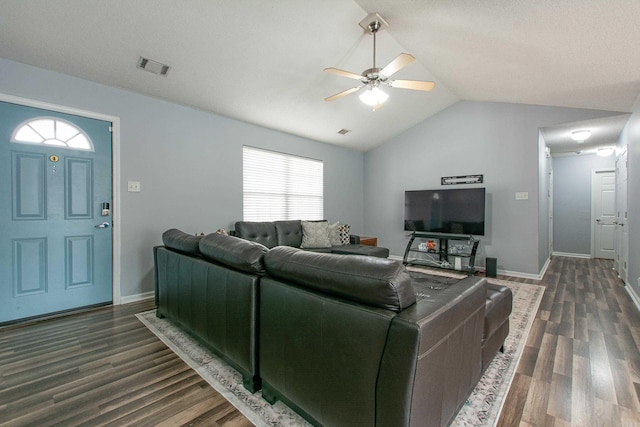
[[199, 232, 268, 274], [264, 246, 416, 312], [300, 220, 332, 248], [235, 221, 278, 248], [331, 245, 389, 258], [274, 220, 303, 247], [162, 228, 202, 256]]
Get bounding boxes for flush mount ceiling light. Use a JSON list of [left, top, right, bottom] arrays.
[[597, 147, 614, 157], [571, 129, 591, 142]]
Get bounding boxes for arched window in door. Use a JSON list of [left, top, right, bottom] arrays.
[[10, 117, 94, 151]]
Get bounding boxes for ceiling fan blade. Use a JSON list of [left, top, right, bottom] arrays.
[[324, 67, 364, 80], [324, 86, 362, 102], [380, 53, 415, 77], [389, 79, 435, 91]]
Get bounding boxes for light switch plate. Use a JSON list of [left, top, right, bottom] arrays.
[[515, 191, 529, 200], [127, 181, 141, 192]]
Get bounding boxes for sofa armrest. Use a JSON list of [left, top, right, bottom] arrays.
[[377, 276, 487, 427]]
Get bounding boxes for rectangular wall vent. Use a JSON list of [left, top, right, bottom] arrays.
[[137, 56, 170, 76], [337, 128, 351, 135]]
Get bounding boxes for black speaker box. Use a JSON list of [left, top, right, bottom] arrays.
[[486, 257, 497, 278]]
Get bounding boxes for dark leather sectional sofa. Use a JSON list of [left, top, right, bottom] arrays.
[[154, 228, 511, 427], [233, 220, 390, 258]]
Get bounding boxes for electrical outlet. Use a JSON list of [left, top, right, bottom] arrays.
[[127, 181, 141, 192], [515, 192, 529, 200]]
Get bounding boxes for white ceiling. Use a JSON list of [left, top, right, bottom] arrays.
[[541, 114, 630, 156], [1, 0, 639, 152]]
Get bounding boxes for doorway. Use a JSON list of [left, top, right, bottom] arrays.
[[0, 98, 118, 324], [615, 146, 629, 281], [592, 170, 616, 259]]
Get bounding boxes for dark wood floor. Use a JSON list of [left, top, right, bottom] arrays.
[[0, 300, 251, 426], [1, 256, 639, 426]]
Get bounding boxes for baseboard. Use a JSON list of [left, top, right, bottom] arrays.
[[496, 268, 544, 281], [627, 282, 640, 314], [120, 291, 155, 305], [551, 251, 591, 259], [626, 285, 640, 313]]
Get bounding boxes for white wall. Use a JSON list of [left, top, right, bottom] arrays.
[[538, 131, 552, 270], [364, 101, 622, 277], [551, 154, 615, 256], [0, 59, 365, 299]]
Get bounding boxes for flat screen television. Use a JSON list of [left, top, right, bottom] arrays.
[[404, 187, 486, 235]]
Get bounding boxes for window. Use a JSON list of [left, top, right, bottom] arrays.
[[243, 146, 323, 221], [11, 117, 94, 151]]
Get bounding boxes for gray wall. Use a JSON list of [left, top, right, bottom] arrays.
[[364, 101, 621, 277], [0, 58, 365, 299], [619, 97, 640, 297], [551, 154, 615, 256]]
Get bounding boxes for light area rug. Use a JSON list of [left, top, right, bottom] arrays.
[[137, 271, 544, 427]]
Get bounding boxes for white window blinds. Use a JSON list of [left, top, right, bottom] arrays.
[[243, 146, 323, 221]]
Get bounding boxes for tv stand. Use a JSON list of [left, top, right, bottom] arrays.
[[402, 232, 479, 275]]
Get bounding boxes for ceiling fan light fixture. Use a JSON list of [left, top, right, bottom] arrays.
[[359, 86, 388, 107], [571, 129, 591, 142]]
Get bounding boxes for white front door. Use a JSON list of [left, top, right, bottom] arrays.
[[592, 170, 616, 260]]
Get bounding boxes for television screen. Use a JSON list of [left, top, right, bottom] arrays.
[[404, 188, 486, 235]]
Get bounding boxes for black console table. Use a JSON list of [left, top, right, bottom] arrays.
[[402, 232, 479, 275]]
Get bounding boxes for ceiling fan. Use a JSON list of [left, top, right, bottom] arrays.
[[324, 13, 435, 110]]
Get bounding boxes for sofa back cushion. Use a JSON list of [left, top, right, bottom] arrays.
[[234, 221, 278, 248], [162, 228, 202, 256], [274, 220, 302, 247], [264, 246, 416, 312], [199, 232, 268, 274]]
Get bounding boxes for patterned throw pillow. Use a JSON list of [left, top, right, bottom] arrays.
[[338, 224, 351, 245], [300, 221, 332, 248], [328, 221, 342, 246]]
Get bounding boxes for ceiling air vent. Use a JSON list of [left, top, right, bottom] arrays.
[[337, 128, 352, 135], [137, 56, 170, 76]]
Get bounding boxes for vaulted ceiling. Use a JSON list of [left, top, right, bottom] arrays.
[[1, 1, 638, 151]]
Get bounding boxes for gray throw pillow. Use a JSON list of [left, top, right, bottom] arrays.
[[300, 220, 331, 248], [328, 221, 342, 246]]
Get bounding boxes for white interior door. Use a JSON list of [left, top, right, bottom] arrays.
[[615, 147, 629, 282], [592, 170, 616, 260]]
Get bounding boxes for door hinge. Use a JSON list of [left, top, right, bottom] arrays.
[[108, 126, 113, 133]]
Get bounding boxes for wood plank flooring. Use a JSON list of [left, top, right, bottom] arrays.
[[1, 256, 639, 426], [0, 300, 252, 427], [497, 257, 640, 427]]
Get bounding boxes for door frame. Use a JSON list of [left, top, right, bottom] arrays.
[[590, 168, 616, 259], [0, 93, 122, 305]]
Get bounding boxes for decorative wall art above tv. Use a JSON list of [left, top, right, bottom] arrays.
[[404, 187, 486, 235], [440, 174, 484, 185]]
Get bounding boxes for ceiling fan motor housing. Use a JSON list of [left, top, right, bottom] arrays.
[[358, 12, 389, 32]]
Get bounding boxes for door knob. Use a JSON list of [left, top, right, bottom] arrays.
[[95, 222, 110, 228]]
